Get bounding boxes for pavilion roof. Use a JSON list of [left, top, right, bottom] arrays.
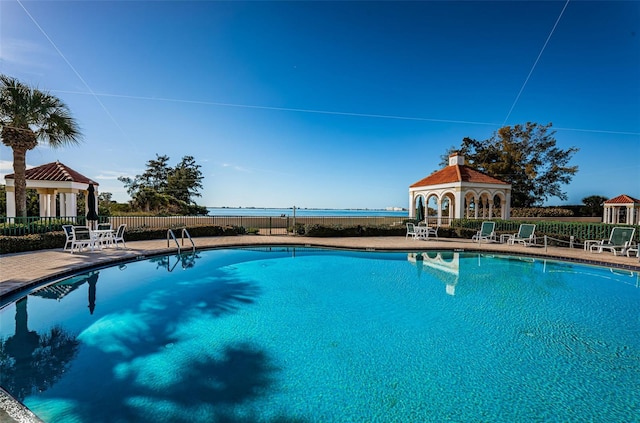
[[4, 161, 98, 185], [604, 194, 640, 205], [410, 164, 508, 188]]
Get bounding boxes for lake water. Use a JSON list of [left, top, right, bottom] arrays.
[[207, 207, 409, 217]]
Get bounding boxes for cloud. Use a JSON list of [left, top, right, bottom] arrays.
[[93, 170, 129, 181], [0, 160, 35, 184], [221, 163, 251, 173], [0, 38, 52, 71]]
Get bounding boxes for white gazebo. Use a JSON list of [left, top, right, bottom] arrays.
[[602, 194, 640, 225], [409, 153, 512, 225], [4, 161, 99, 219]]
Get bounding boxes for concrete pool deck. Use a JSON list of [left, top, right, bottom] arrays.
[[2, 234, 639, 301], [0, 234, 639, 422]]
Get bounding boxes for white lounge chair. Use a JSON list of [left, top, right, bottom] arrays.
[[472, 221, 496, 243], [589, 227, 636, 256], [508, 224, 536, 247]]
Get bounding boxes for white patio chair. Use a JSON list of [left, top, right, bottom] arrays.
[[416, 223, 438, 240], [406, 223, 418, 239], [70, 226, 93, 254], [62, 225, 74, 251], [113, 224, 127, 249]]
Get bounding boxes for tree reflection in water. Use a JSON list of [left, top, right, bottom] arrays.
[[0, 297, 80, 401]]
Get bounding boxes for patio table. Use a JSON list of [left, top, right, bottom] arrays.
[[90, 229, 115, 249]]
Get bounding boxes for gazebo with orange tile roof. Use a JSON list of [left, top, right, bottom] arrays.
[[409, 153, 512, 225], [4, 161, 98, 219], [602, 194, 640, 225]]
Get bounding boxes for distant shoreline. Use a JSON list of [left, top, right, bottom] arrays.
[[209, 207, 408, 211], [206, 207, 409, 217]]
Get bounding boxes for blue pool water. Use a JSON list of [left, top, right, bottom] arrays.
[[0, 248, 638, 422]]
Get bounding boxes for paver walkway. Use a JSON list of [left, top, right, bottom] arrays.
[[2, 235, 638, 301]]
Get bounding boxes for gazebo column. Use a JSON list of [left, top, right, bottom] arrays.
[[39, 194, 47, 218], [36, 189, 56, 218], [474, 196, 479, 219], [50, 193, 57, 217], [453, 190, 464, 220], [488, 196, 494, 219], [5, 188, 16, 219], [436, 197, 442, 226], [60, 192, 77, 218], [409, 192, 415, 219]]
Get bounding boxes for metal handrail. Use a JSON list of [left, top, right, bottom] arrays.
[[181, 228, 195, 252], [167, 229, 181, 252]]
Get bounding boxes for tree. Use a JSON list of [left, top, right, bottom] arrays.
[[98, 191, 115, 216], [581, 195, 608, 217], [118, 154, 206, 215], [443, 122, 578, 207], [0, 75, 81, 217], [167, 155, 204, 204]]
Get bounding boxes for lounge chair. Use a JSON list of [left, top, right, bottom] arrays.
[[70, 226, 93, 254], [113, 224, 127, 249], [588, 227, 636, 256], [508, 224, 536, 247], [471, 221, 496, 243]]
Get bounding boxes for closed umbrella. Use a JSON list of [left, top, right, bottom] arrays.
[[86, 184, 99, 229], [416, 197, 425, 223]]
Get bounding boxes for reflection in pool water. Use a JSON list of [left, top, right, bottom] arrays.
[[0, 248, 638, 422]]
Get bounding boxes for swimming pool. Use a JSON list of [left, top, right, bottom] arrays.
[[1, 247, 638, 422]]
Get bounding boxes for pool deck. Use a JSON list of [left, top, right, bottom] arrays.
[[2, 234, 639, 301]]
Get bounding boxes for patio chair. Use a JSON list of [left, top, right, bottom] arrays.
[[626, 245, 639, 259], [70, 226, 93, 254], [508, 224, 536, 247], [588, 227, 636, 256], [113, 224, 127, 249], [417, 222, 438, 240], [62, 225, 74, 251], [471, 221, 496, 243], [97, 223, 112, 230], [406, 223, 418, 239]]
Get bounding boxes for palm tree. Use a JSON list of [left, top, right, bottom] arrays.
[[0, 75, 81, 218]]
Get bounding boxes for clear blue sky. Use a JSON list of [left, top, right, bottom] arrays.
[[1, 0, 638, 209]]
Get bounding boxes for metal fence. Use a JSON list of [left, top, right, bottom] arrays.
[[108, 215, 406, 235]]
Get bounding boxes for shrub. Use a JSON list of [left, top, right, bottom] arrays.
[[511, 207, 574, 218]]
